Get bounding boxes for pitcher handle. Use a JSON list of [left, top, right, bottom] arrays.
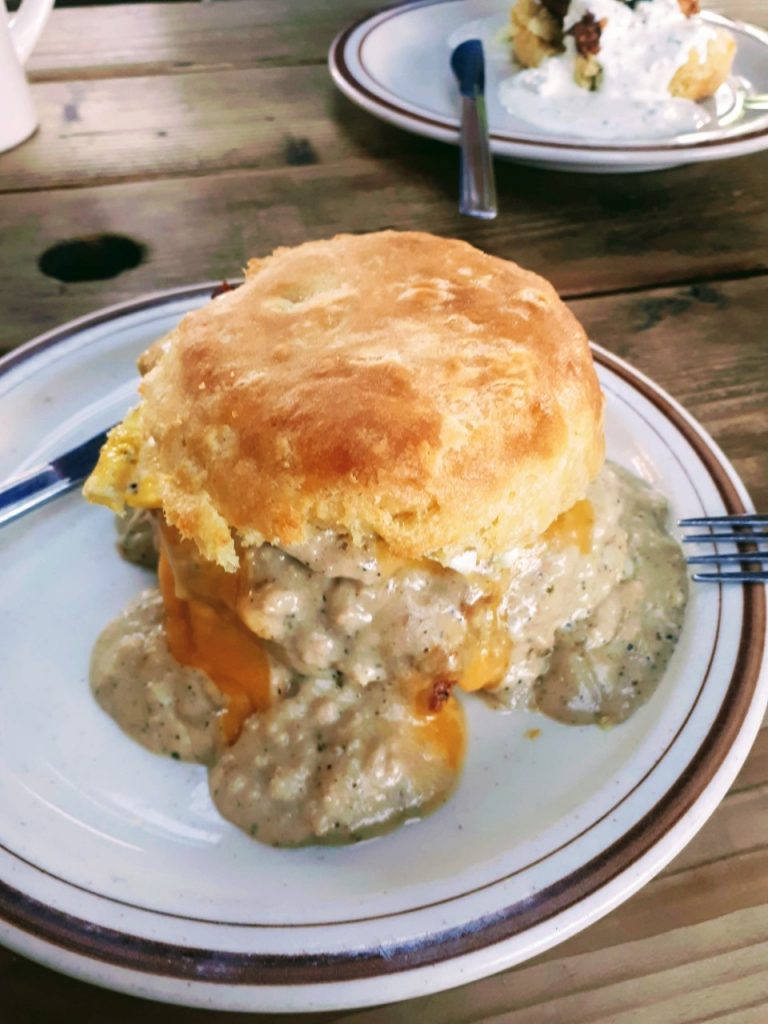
[[9, 0, 55, 66]]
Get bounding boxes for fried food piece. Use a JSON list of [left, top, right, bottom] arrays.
[[509, 0, 564, 68], [678, 0, 701, 16], [669, 27, 736, 100]]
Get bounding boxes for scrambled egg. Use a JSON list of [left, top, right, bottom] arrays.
[[83, 408, 160, 512]]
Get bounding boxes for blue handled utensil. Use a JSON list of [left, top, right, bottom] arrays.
[[450, 39, 498, 219]]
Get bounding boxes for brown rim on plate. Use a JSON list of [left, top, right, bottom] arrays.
[[0, 291, 763, 984], [329, 1, 768, 154]]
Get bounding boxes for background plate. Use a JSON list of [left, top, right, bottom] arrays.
[[0, 288, 766, 1012], [329, 0, 768, 172]]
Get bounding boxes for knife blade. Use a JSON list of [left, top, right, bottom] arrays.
[[0, 429, 110, 528]]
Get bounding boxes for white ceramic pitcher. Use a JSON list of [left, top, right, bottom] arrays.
[[1, 0, 55, 153]]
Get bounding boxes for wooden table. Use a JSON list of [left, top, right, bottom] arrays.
[[2, 1, 767, 1019]]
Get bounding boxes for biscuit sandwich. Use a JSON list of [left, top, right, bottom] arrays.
[[83, 231, 685, 846]]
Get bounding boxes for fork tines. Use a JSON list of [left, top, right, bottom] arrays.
[[678, 514, 768, 527], [677, 513, 768, 584]]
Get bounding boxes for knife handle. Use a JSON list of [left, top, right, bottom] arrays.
[[0, 428, 109, 529], [0, 473, 75, 528], [458, 94, 497, 220]]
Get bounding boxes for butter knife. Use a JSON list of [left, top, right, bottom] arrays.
[[450, 39, 498, 220], [0, 429, 109, 528]]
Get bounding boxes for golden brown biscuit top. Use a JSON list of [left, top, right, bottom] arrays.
[[85, 231, 604, 570]]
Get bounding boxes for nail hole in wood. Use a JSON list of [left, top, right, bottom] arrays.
[[38, 235, 147, 283]]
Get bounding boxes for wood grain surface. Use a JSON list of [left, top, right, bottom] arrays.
[[23, 0, 766, 80], [1, 0, 767, 1021], [2, 157, 767, 351]]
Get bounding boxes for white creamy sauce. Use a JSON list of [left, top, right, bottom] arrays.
[[499, 0, 716, 139], [92, 461, 687, 845]]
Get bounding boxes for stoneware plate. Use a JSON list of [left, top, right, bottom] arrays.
[[328, 0, 768, 173], [0, 286, 766, 1013]]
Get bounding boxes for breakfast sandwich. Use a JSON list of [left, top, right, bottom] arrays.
[[84, 231, 687, 846]]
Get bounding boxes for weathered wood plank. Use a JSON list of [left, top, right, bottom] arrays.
[[26, 0, 767, 82], [11, 17, 768, 195], [28, 0, 378, 81], [568, 277, 768, 508], [4, 65, 361, 191], [555, 849, 768, 957], [0, 159, 767, 347], [665, 786, 768, 877], [332, 888, 768, 1023], [732, 725, 768, 794]]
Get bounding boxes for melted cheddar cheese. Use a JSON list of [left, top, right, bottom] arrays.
[[83, 409, 160, 512], [412, 689, 466, 772], [458, 597, 512, 693], [157, 548, 270, 744], [544, 498, 594, 554]]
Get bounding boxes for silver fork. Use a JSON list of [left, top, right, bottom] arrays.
[[678, 514, 768, 583]]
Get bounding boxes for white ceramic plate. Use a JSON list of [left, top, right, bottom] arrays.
[[329, 0, 768, 172], [0, 287, 766, 1013]]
